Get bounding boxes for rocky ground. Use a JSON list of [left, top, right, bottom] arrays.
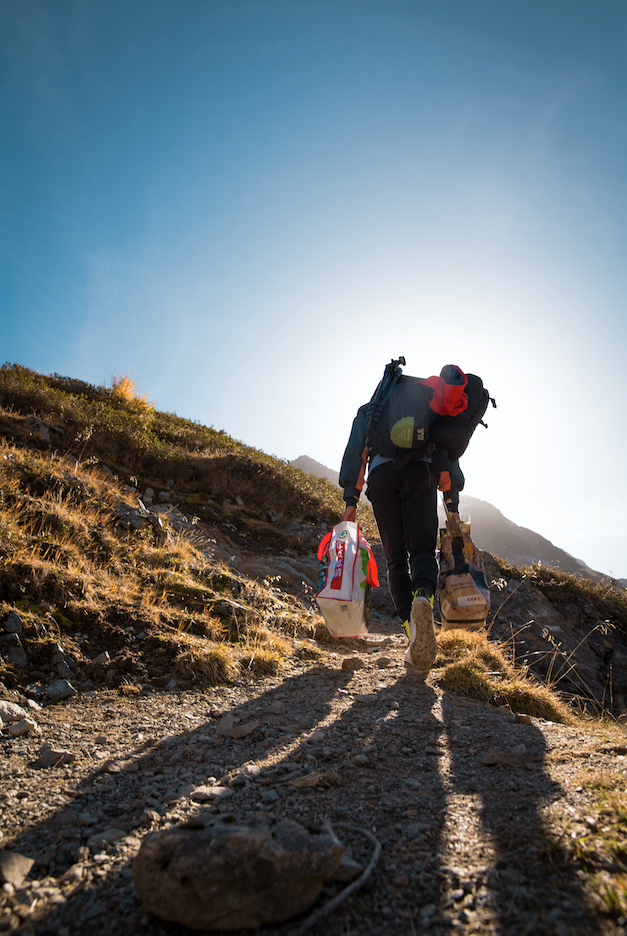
[[1, 606, 625, 936]]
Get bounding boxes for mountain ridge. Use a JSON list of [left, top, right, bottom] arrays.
[[291, 455, 614, 584]]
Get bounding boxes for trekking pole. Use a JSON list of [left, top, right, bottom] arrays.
[[365, 356, 405, 429]]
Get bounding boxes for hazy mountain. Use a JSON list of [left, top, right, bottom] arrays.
[[290, 455, 339, 486], [450, 495, 604, 580], [293, 455, 609, 582]]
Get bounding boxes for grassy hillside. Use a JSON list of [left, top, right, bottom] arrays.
[[0, 364, 376, 693], [1, 363, 626, 718]]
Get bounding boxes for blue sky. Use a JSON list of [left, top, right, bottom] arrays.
[[1, 1, 625, 577]]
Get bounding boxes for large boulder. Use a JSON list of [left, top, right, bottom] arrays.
[[133, 817, 342, 931]]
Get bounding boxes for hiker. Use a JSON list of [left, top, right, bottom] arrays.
[[339, 364, 469, 672]]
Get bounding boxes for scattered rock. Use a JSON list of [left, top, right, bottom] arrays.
[[0, 851, 34, 888], [5, 642, 29, 668], [89, 651, 111, 668], [24, 417, 52, 442], [0, 700, 28, 723], [515, 713, 533, 724], [133, 817, 343, 930], [45, 679, 77, 701], [2, 612, 23, 635], [190, 785, 234, 803], [87, 829, 127, 847], [342, 657, 366, 672], [34, 743, 76, 768], [215, 713, 259, 739], [267, 508, 281, 523], [7, 717, 40, 737]]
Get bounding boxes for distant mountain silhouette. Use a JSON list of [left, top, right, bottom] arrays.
[[292, 456, 609, 582], [448, 495, 603, 579], [290, 455, 339, 486]]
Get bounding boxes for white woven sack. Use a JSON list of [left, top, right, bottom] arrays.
[[316, 521, 370, 637]]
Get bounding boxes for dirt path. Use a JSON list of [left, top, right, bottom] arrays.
[[1, 608, 624, 936]]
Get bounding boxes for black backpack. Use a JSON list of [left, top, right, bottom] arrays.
[[429, 373, 494, 459], [366, 358, 495, 463], [368, 375, 434, 459]]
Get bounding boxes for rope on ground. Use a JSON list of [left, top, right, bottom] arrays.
[[289, 822, 381, 936]]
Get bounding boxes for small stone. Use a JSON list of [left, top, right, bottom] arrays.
[[90, 651, 111, 667], [510, 744, 527, 756], [216, 713, 260, 739], [34, 744, 76, 768], [8, 645, 29, 667], [7, 718, 40, 737], [352, 754, 370, 766], [341, 657, 366, 672], [133, 809, 161, 827], [0, 852, 34, 888], [0, 700, 28, 723], [166, 680, 177, 690], [265, 701, 285, 715], [133, 818, 342, 930], [515, 713, 532, 724], [45, 679, 77, 701], [376, 657, 392, 668], [87, 829, 127, 847], [190, 786, 234, 803], [261, 789, 280, 804], [2, 613, 23, 635]]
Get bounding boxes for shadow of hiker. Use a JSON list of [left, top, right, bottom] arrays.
[[439, 691, 606, 936], [0, 664, 355, 933], [3, 660, 449, 936]]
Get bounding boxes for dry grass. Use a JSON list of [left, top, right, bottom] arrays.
[[110, 372, 154, 411], [433, 628, 572, 722], [0, 362, 359, 547], [0, 438, 323, 690], [561, 759, 627, 918]]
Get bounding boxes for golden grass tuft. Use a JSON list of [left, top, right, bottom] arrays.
[[110, 372, 154, 411], [433, 628, 572, 722], [174, 644, 238, 684]]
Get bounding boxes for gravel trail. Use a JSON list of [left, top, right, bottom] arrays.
[[1, 613, 623, 936]]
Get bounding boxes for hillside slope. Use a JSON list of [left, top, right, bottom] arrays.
[[0, 362, 625, 714], [1, 364, 626, 934]]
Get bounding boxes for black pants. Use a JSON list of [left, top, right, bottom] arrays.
[[366, 460, 438, 623]]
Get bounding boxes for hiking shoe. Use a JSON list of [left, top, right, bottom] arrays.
[[404, 592, 437, 671]]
